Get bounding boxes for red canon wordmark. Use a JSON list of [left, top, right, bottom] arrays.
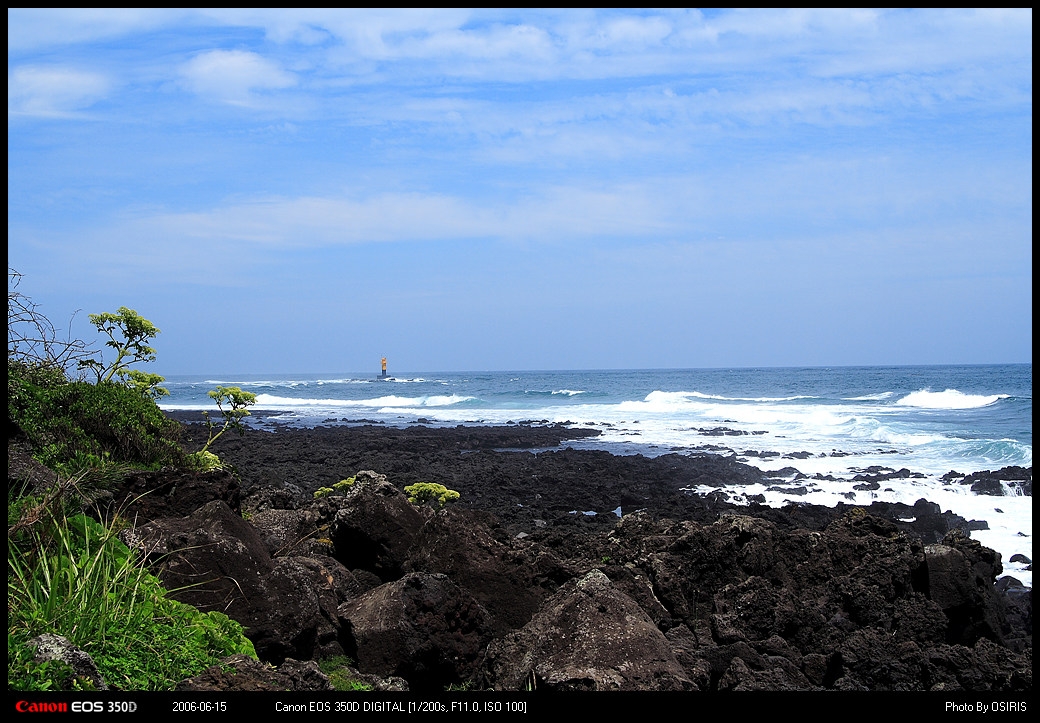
[[13, 701, 111, 713], [15, 700, 68, 713]]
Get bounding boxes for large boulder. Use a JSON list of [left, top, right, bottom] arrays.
[[110, 467, 243, 521], [129, 500, 356, 663], [328, 471, 425, 581], [480, 569, 694, 691], [995, 577, 1032, 654], [338, 572, 494, 691], [925, 529, 1007, 645], [403, 508, 573, 634], [250, 505, 341, 559]]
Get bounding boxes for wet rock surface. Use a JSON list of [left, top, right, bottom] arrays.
[[84, 419, 1033, 690]]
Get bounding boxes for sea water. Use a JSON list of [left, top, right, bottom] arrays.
[[160, 364, 1032, 587]]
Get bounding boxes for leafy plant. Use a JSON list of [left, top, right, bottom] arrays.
[[7, 639, 82, 692], [446, 680, 476, 691], [7, 280, 258, 690], [314, 477, 356, 499], [125, 370, 169, 401], [404, 482, 460, 510], [334, 477, 356, 491], [198, 386, 257, 453], [77, 307, 168, 399], [8, 281, 179, 474], [187, 450, 223, 472], [187, 386, 257, 469]]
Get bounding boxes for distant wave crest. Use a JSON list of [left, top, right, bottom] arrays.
[[646, 390, 816, 404], [254, 393, 475, 408], [896, 389, 1008, 409]]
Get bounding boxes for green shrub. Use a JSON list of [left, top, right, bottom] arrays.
[[7, 285, 255, 690], [404, 482, 460, 510], [313, 478, 356, 499], [186, 450, 223, 472], [8, 367, 183, 473], [197, 386, 257, 453]]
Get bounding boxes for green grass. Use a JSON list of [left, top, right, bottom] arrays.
[[318, 656, 374, 692], [8, 504, 256, 690]]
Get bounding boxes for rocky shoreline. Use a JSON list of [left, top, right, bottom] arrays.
[[52, 414, 1034, 693]]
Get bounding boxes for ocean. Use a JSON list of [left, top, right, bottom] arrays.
[[159, 364, 1032, 587]]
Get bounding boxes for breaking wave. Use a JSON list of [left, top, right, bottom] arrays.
[[896, 389, 1008, 410]]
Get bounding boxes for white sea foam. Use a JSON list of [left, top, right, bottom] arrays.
[[315, 378, 378, 385], [896, 389, 1008, 409], [616, 391, 711, 413], [686, 390, 818, 402], [865, 425, 951, 447], [626, 391, 817, 408], [205, 379, 310, 388], [253, 393, 475, 408]]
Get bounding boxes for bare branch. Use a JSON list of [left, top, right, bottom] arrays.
[[8, 268, 95, 374]]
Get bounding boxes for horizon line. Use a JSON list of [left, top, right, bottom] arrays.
[[157, 361, 1033, 378]]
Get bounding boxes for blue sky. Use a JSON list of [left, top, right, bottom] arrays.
[[8, 9, 1032, 374]]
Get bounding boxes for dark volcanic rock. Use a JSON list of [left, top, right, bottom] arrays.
[[191, 420, 769, 524], [327, 470, 426, 581], [959, 467, 1033, 496], [995, 577, 1033, 654], [403, 508, 570, 634], [925, 529, 1007, 646], [175, 655, 333, 691], [128, 500, 354, 663], [828, 498, 980, 545], [338, 572, 494, 691], [480, 569, 694, 691], [109, 468, 243, 520], [8, 437, 60, 496]]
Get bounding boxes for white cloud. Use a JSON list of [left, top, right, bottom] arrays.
[[91, 186, 679, 263], [6, 8, 189, 52], [9, 9, 1032, 100], [179, 50, 297, 106], [8, 66, 112, 117], [401, 23, 555, 62], [574, 14, 675, 50]]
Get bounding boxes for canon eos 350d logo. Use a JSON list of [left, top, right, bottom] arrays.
[[15, 701, 136, 713]]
